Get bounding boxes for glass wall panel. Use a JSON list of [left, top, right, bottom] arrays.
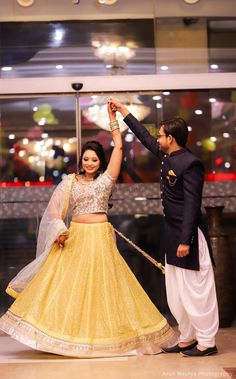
[[1, 18, 235, 79], [0, 96, 76, 185], [208, 19, 236, 73], [81, 90, 236, 183], [1, 89, 235, 185], [0, 20, 156, 78], [155, 17, 236, 74]]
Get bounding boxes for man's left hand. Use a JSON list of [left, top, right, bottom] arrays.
[[177, 244, 190, 258]]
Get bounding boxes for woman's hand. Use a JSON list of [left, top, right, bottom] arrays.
[[107, 101, 116, 122], [56, 234, 67, 248]]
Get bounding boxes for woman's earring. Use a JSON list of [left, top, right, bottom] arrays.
[[80, 168, 85, 173]]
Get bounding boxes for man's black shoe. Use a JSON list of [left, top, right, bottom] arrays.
[[162, 341, 197, 353], [181, 345, 218, 357]]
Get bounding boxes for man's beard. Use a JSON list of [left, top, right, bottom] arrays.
[[158, 144, 167, 153]]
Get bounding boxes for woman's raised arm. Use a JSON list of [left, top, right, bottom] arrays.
[[106, 100, 123, 179]]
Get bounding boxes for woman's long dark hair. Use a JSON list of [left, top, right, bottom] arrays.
[[78, 141, 107, 179]]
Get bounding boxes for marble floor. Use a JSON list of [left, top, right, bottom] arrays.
[[0, 328, 235, 379]]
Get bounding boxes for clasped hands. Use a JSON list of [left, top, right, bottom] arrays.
[[107, 97, 122, 113]]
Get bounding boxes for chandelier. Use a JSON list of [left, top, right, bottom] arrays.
[[82, 95, 150, 132], [94, 44, 135, 74]]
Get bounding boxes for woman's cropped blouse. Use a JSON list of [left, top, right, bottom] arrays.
[[70, 170, 116, 216]]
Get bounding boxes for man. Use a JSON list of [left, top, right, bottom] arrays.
[[108, 97, 219, 357]]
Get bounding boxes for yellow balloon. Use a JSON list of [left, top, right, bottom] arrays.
[[177, 108, 190, 121], [40, 103, 52, 114], [202, 138, 216, 152], [231, 91, 236, 103], [46, 114, 59, 125]]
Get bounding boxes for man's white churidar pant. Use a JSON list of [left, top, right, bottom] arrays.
[[165, 228, 219, 347]]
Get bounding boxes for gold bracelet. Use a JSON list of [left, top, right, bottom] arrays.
[[110, 125, 120, 132], [109, 120, 119, 131]]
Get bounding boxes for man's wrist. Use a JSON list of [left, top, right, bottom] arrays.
[[120, 107, 130, 117]]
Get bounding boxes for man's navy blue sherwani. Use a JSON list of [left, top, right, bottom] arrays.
[[124, 113, 213, 271]]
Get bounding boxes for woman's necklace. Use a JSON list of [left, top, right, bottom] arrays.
[[76, 174, 94, 185]]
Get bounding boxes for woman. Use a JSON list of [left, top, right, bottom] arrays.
[[0, 102, 174, 357]]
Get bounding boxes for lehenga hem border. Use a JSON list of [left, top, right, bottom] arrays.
[[6, 287, 18, 299], [0, 311, 175, 357]]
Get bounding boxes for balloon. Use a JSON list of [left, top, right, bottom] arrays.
[[202, 138, 216, 152]]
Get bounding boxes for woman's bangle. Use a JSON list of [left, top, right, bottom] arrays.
[[109, 120, 120, 131]]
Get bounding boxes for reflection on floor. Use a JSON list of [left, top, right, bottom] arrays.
[[0, 328, 236, 379]]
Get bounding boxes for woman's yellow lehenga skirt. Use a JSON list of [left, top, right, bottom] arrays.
[[0, 222, 174, 357]]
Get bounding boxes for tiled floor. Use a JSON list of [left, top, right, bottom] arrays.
[[0, 328, 235, 379]]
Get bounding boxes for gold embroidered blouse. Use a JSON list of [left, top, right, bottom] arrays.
[[70, 170, 116, 216]]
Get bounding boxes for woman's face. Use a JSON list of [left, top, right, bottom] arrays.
[[81, 149, 100, 176]]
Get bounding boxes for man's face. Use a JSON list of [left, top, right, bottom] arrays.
[[157, 125, 170, 153]]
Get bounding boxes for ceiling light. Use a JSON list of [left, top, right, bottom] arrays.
[[19, 151, 26, 158], [56, 65, 63, 70], [38, 118, 46, 126], [195, 110, 203, 115], [152, 95, 161, 100], [183, 0, 199, 4], [16, 0, 35, 6], [210, 64, 219, 69], [1, 67, 12, 71], [98, 0, 118, 4], [160, 65, 169, 71], [163, 91, 170, 96], [209, 98, 216, 103]]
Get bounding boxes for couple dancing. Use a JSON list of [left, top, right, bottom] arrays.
[[0, 98, 218, 358]]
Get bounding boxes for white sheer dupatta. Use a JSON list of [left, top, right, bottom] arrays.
[[7, 174, 75, 298]]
